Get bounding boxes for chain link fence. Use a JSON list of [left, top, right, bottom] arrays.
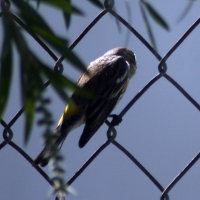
[[1, 1, 200, 199]]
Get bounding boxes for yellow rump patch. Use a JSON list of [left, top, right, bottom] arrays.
[[57, 103, 80, 126]]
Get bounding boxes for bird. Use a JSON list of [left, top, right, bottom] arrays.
[[35, 47, 137, 166]]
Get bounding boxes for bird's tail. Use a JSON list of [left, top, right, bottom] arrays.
[[34, 127, 67, 167], [34, 145, 52, 167], [35, 104, 84, 166]]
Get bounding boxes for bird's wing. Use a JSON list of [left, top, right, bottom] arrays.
[[78, 56, 130, 147]]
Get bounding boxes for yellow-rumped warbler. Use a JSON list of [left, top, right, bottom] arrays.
[[35, 47, 136, 166]]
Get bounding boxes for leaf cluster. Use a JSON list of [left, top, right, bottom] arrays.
[[0, 0, 91, 143]]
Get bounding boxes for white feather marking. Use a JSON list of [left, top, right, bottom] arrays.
[[116, 61, 129, 83]]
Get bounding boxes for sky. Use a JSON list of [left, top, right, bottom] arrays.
[[1, 0, 200, 200]]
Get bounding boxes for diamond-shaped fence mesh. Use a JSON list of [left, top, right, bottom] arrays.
[[1, 1, 200, 200]]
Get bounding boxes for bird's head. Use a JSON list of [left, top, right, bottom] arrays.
[[104, 47, 137, 77]]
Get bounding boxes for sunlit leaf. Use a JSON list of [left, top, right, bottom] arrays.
[[142, 1, 169, 31]]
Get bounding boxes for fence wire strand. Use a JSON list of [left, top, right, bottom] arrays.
[[1, 1, 200, 200]]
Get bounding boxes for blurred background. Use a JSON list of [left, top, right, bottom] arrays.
[[1, 0, 200, 199]]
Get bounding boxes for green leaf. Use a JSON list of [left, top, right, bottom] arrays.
[[41, 64, 92, 101], [63, 6, 84, 29], [142, 1, 169, 31], [0, 23, 13, 116], [31, 26, 86, 73], [52, 83, 69, 103], [63, 12, 71, 29], [0, 7, 15, 117], [40, 0, 73, 13], [32, 0, 103, 10], [14, 0, 86, 73], [13, 0, 53, 33], [72, 5, 84, 15], [19, 52, 45, 143], [32, 26, 67, 49], [30, 0, 75, 13], [24, 95, 35, 143], [11, 22, 44, 143], [62, 49, 87, 74], [0, 2, 39, 143], [22, 58, 44, 143], [12, 0, 87, 143], [139, 2, 157, 49]]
